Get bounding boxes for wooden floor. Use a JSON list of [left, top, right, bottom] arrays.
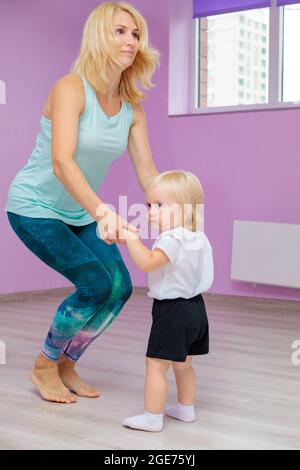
[[0, 287, 299, 450]]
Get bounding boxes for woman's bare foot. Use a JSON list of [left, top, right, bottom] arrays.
[[58, 355, 101, 398], [30, 353, 77, 404]]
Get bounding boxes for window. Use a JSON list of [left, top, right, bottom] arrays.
[[168, 0, 300, 116], [281, 4, 300, 102], [193, 3, 300, 111], [195, 8, 269, 108]]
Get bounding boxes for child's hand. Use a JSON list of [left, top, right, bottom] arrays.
[[122, 227, 140, 241], [96, 205, 140, 245]]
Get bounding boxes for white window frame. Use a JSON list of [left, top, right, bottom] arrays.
[[168, 0, 300, 116]]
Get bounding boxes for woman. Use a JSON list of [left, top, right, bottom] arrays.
[[5, 2, 160, 404]]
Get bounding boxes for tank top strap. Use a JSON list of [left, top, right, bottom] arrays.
[[79, 76, 94, 119], [81, 76, 93, 95]]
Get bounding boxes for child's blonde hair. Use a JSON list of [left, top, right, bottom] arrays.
[[148, 170, 205, 232], [70, 1, 160, 103]]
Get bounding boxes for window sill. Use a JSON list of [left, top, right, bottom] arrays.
[[168, 101, 300, 117]]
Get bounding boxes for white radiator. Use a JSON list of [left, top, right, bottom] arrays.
[[231, 221, 300, 289]]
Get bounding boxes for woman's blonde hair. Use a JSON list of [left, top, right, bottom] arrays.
[[70, 1, 160, 103], [148, 171, 205, 232]]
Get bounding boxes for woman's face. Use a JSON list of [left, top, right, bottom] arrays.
[[113, 11, 140, 69]]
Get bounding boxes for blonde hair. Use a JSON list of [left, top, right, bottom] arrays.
[[148, 171, 205, 232], [70, 1, 160, 103]]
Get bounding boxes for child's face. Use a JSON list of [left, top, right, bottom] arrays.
[[146, 185, 185, 233]]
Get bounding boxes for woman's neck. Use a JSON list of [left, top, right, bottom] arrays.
[[104, 71, 122, 100]]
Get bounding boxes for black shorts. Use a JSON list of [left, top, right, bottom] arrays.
[[146, 293, 209, 363]]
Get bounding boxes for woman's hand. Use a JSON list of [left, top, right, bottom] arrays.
[[96, 206, 139, 245]]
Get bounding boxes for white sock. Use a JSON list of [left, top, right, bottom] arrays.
[[165, 403, 196, 422], [122, 412, 164, 432]]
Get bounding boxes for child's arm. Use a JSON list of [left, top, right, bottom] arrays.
[[123, 228, 170, 273]]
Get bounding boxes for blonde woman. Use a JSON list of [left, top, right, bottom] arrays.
[[122, 171, 214, 432], [5, 2, 160, 404]]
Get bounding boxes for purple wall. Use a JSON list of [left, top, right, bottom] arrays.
[[1, 0, 299, 301]]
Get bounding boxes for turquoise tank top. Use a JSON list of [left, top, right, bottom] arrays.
[[4, 76, 134, 226]]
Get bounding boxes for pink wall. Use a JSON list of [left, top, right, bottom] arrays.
[[1, 0, 299, 301]]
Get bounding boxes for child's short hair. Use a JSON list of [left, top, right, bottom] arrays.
[[147, 170, 204, 231]]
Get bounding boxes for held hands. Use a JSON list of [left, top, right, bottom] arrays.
[[96, 205, 140, 245], [122, 227, 140, 241]]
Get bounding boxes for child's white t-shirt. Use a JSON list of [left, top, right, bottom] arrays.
[[147, 227, 214, 300]]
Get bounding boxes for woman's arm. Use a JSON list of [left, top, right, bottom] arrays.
[[128, 103, 159, 193], [123, 229, 170, 273]]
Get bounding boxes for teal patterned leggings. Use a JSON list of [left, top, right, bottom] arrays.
[[7, 211, 133, 362]]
